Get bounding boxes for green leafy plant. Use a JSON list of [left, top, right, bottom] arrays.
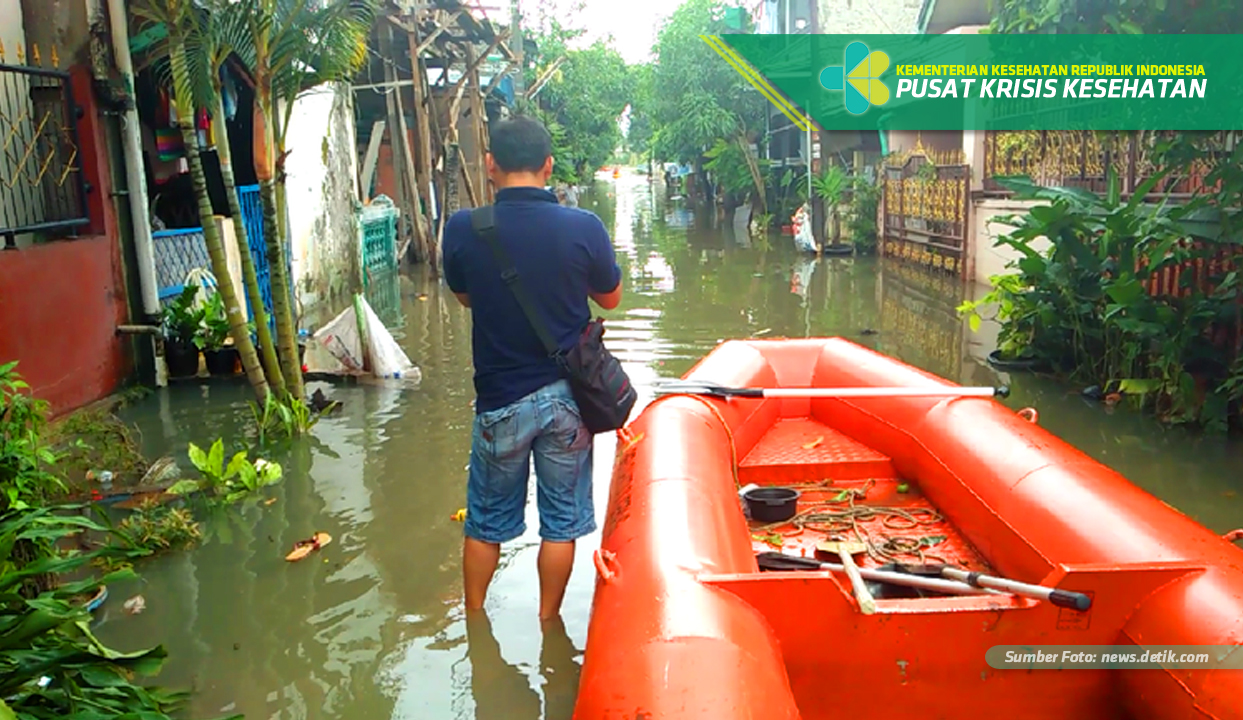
[[812, 166, 851, 246], [1, 362, 65, 511], [161, 285, 206, 347], [958, 164, 1242, 429], [113, 501, 202, 554], [170, 438, 283, 503], [197, 290, 232, 351], [249, 393, 332, 444], [848, 172, 883, 254], [0, 506, 201, 719]]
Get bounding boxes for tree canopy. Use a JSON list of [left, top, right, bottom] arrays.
[[989, 0, 1242, 34], [642, 0, 765, 164], [519, 4, 633, 184]]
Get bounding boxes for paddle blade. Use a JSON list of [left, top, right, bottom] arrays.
[[650, 380, 762, 398], [756, 552, 826, 572]]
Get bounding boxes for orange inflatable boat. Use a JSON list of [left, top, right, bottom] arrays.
[[574, 338, 1243, 720]]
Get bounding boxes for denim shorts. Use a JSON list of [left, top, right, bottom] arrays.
[[464, 380, 596, 544]]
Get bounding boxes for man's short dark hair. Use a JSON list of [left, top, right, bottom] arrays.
[[488, 116, 552, 173]]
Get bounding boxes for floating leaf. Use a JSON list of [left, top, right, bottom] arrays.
[[802, 436, 824, 450], [751, 532, 783, 548]]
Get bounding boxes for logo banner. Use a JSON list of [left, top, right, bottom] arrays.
[[721, 34, 1243, 131]]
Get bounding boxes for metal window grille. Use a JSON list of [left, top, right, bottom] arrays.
[[0, 53, 90, 248]]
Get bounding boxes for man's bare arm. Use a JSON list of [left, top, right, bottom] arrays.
[[454, 292, 471, 308], [589, 279, 623, 310]]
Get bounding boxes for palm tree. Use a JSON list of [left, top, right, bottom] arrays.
[[195, 1, 287, 393], [244, 0, 379, 400], [134, 0, 271, 401]]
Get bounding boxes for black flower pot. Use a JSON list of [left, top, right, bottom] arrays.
[[986, 349, 1048, 372], [204, 347, 240, 376], [165, 338, 201, 378]]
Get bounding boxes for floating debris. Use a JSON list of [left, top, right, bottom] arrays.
[[84, 585, 108, 612], [123, 595, 146, 615], [285, 532, 332, 562]]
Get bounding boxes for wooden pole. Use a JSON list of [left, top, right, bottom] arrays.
[[407, 22, 436, 243], [384, 21, 428, 265], [466, 43, 488, 206], [378, 21, 419, 262], [458, 144, 479, 207]]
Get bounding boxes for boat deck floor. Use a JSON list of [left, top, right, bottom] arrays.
[[742, 418, 993, 574]]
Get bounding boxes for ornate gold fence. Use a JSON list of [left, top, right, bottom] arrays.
[[983, 130, 1240, 197], [880, 150, 970, 279], [0, 42, 89, 248]]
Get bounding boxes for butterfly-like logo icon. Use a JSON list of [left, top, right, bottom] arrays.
[[819, 41, 891, 115]]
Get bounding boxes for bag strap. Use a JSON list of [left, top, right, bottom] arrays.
[[469, 205, 561, 358]]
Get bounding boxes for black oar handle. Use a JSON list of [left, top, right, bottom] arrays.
[[1049, 589, 1093, 611], [948, 568, 1092, 611]]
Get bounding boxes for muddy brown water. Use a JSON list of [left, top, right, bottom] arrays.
[[96, 172, 1243, 719]]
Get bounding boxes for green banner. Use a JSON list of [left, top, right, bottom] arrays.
[[722, 34, 1243, 131]]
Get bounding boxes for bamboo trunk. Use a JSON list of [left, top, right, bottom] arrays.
[[260, 176, 304, 399], [213, 92, 286, 393], [252, 80, 305, 401], [169, 38, 269, 401]]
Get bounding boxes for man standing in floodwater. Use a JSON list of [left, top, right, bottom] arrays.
[[442, 116, 624, 620]]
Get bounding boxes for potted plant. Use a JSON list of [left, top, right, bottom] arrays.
[[199, 290, 241, 376], [812, 166, 852, 256], [162, 285, 205, 378]]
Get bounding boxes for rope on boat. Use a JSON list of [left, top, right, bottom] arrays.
[[753, 480, 951, 566], [645, 392, 947, 566]]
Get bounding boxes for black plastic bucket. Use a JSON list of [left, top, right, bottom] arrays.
[[742, 486, 801, 523]]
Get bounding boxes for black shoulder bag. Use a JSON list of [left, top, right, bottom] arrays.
[[469, 205, 637, 434]]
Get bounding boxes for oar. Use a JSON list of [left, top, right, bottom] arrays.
[[756, 553, 1093, 611], [652, 380, 1010, 400], [756, 552, 1003, 597], [936, 566, 1093, 610]]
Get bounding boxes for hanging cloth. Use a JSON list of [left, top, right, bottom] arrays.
[[153, 91, 185, 161], [221, 66, 239, 122], [197, 109, 211, 149]]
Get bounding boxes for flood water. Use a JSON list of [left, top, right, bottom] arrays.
[[96, 172, 1243, 719]]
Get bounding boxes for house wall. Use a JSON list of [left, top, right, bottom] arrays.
[[284, 83, 363, 323], [818, 0, 923, 34], [0, 59, 132, 415], [969, 198, 1048, 284]]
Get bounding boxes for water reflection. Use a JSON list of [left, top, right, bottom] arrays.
[[461, 613, 581, 720], [94, 170, 1243, 720]]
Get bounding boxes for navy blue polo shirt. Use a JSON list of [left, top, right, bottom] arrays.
[[442, 186, 622, 414]]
